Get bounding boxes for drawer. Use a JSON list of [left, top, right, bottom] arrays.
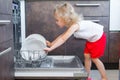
[[27, 1, 109, 17], [0, 24, 13, 43], [0, 0, 12, 14], [0, 40, 13, 52], [26, 0, 109, 35], [109, 32, 120, 63], [0, 15, 11, 27], [5, 24, 13, 41], [0, 15, 12, 43], [26, 1, 109, 33], [84, 16, 109, 32], [0, 27, 6, 43], [0, 14, 11, 20], [70, 1, 110, 16]]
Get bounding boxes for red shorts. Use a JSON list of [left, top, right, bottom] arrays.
[[84, 33, 106, 58]]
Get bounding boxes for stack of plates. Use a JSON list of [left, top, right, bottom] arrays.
[[20, 34, 47, 61]]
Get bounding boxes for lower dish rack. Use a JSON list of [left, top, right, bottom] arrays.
[[14, 50, 53, 68]]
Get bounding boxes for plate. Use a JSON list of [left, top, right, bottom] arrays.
[[25, 34, 46, 45], [20, 34, 47, 61]]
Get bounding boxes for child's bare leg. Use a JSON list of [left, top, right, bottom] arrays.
[[84, 53, 91, 78], [92, 58, 107, 80]]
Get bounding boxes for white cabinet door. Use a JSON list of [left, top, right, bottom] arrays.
[[110, 0, 120, 31]]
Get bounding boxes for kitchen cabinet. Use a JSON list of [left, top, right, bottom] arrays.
[[110, 0, 120, 31], [119, 59, 120, 80], [25, 0, 110, 63], [0, 0, 12, 15], [0, 0, 14, 79], [109, 32, 120, 63], [109, 0, 120, 64], [0, 27, 14, 80], [0, 41, 14, 80]]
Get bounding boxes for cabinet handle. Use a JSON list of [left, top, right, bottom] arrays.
[[86, 20, 100, 23], [0, 47, 12, 56], [75, 4, 101, 7], [0, 20, 11, 26]]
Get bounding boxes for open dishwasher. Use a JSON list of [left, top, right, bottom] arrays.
[[14, 50, 88, 80], [14, 34, 88, 80]]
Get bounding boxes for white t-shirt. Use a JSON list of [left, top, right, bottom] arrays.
[[74, 20, 104, 42]]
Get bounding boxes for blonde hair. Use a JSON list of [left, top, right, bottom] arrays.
[[54, 2, 80, 27]]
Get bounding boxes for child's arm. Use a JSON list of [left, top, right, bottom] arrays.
[[46, 40, 51, 47], [50, 32, 65, 46], [46, 32, 65, 47], [44, 24, 79, 52]]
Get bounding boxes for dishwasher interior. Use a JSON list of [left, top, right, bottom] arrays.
[[15, 50, 84, 69]]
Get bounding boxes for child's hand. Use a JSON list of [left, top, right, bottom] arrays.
[[46, 40, 51, 47], [44, 47, 52, 53]]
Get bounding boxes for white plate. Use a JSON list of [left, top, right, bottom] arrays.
[[24, 34, 46, 45], [20, 34, 47, 61]]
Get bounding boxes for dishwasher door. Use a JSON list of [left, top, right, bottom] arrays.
[[15, 55, 88, 79]]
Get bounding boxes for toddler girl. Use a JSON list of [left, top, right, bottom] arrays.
[[44, 2, 107, 80]]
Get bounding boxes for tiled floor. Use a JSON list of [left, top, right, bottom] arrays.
[[90, 70, 119, 80]]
